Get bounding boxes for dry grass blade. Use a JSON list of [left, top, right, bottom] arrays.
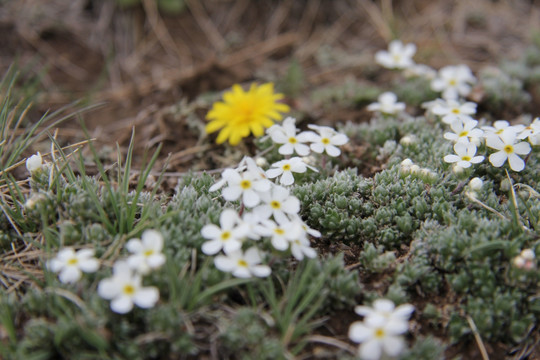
[[466, 315, 490, 360]]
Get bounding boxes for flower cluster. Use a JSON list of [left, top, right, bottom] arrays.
[[97, 230, 165, 314], [376, 41, 538, 173], [348, 299, 414, 360], [204, 118, 348, 277], [512, 249, 536, 271]]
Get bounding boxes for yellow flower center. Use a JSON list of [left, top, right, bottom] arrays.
[[123, 284, 135, 296], [449, 79, 457, 86], [374, 328, 385, 339], [458, 131, 468, 137], [67, 258, 78, 265], [274, 228, 285, 235], [282, 164, 291, 171], [144, 249, 154, 257], [221, 231, 231, 241], [461, 155, 471, 161], [321, 138, 330, 145], [504, 145, 514, 154], [288, 137, 297, 144], [392, 54, 401, 62], [451, 108, 460, 114], [240, 180, 252, 189], [270, 200, 281, 209], [237, 259, 248, 267]]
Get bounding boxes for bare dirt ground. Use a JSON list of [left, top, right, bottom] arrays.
[[1, 0, 540, 358]]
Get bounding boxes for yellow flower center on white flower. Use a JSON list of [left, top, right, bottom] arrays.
[[451, 108, 460, 114], [449, 79, 457, 86], [274, 228, 285, 235], [322, 138, 330, 145], [221, 231, 231, 241], [461, 155, 471, 161], [67, 258, 78, 265], [459, 131, 468, 137], [144, 249, 154, 257], [237, 259, 248, 268], [282, 164, 291, 171], [288, 137, 297, 144], [270, 200, 281, 209], [240, 180, 252, 189], [374, 328, 386, 339], [123, 284, 135, 296], [504, 145, 514, 154]]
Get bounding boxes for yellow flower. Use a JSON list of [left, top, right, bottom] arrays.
[[206, 83, 290, 146]]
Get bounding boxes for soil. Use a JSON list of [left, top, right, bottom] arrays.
[[2, 0, 540, 358]]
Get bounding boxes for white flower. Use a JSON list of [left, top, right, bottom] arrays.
[[125, 230, 166, 274], [443, 142, 484, 168], [214, 247, 271, 278], [97, 261, 159, 314], [367, 92, 406, 115], [349, 299, 414, 360], [290, 236, 317, 260], [220, 167, 272, 207], [443, 118, 484, 143], [375, 40, 416, 69], [266, 157, 316, 186], [267, 117, 313, 156], [430, 64, 476, 100], [486, 132, 531, 172], [253, 185, 301, 224], [26, 152, 44, 174], [47, 248, 99, 284], [308, 125, 349, 157], [260, 219, 304, 251], [242, 212, 273, 240], [513, 249, 536, 271], [481, 120, 523, 138], [431, 99, 477, 124], [517, 117, 540, 145], [354, 299, 415, 326], [201, 209, 250, 255], [399, 135, 417, 146]]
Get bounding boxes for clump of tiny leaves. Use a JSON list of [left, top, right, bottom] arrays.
[[1, 35, 540, 360]]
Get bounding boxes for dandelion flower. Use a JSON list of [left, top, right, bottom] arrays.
[[206, 83, 290, 146]]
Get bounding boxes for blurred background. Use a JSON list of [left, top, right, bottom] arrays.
[[1, 0, 539, 172]]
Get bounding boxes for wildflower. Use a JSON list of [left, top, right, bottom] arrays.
[[517, 117, 540, 145], [201, 209, 250, 255], [290, 236, 317, 261], [97, 261, 159, 314], [253, 185, 300, 224], [220, 167, 272, 207], [399, 135, 417, 146], [26, 152, 44, 174], [403, 64, 437, 79], [259, 219, 303, 251], [354, 299, 415, 326], [482, 120, 524, 138], [267, 117, 313, 156], [47, 247, 99, 284], [349, 299, 414, 360], [486, 131, 531, 172], [366, 92, 406, 115], [266, 157, 316, 186], [443, 142, 484, 168], [443, 118, 484, 143], [205, 83, 290, 145], [214, 247, 271, 278], [374, 40, 416, 69], [125, 229, 166, 274], [431, 99, 477, 124], [430, 64, 476, 100], [308, 125, 349, 157]]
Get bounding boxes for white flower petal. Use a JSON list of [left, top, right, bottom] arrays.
[[78, 258, 99, 273], [59, 267, 82, 284], [359, 339, 382, 360], [111, 296, 134, 314], [133, 287, 159, 308], [489, 151, 508, 167], [508, 153, 525, 171], [382, 335, 405, 356], [201, 224, 221, 239]]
